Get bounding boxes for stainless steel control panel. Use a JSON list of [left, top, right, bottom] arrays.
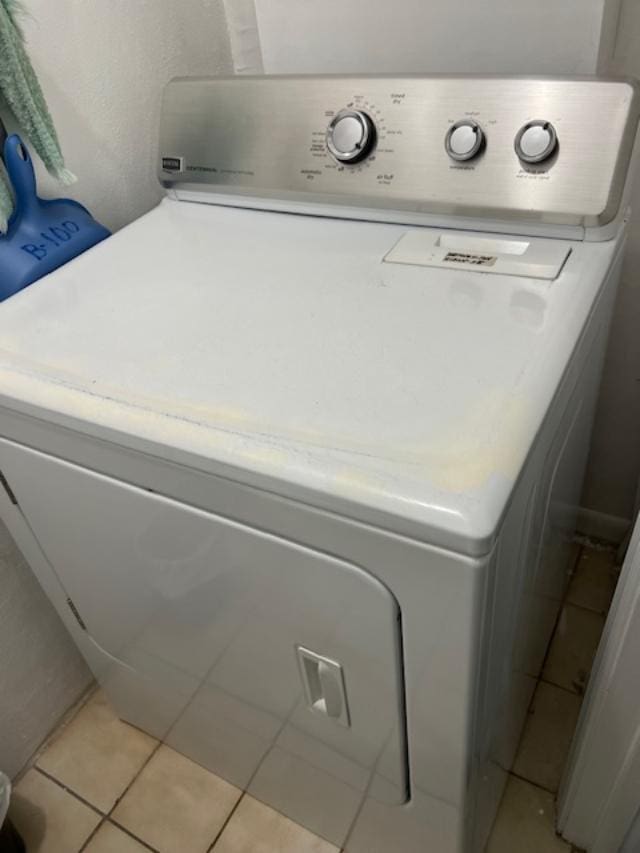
[[159, 75, 640, 228]]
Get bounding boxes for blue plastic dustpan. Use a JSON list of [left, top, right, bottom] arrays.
[[0, 134, 110, 301]]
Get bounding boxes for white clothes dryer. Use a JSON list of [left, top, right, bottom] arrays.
[[0, 76, 637, 852]]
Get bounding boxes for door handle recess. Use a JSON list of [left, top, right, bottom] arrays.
[[296, 646, 350, 727]]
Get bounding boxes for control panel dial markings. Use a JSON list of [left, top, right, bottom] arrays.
[[445, 120, 485, 162], [515, 121, 558, 164], [326, 109, 377, 164]]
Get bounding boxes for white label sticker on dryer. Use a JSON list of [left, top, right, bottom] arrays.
[[384, 229, 571, 279], [443, 251, 497, 267]]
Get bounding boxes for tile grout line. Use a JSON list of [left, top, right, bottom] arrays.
[[565, 600, 610, 617], [508, 767, 559, 797], [34, 766, 104, 818], [78, 810, 161, 853], [493, 544, 584, 842], [106, 738, 164, 815], [505, 770, 575, 847], [33, 765, 108, 853], [566, 542, 618, 615], [497, 544, 608, 848], [541, 560, 610, 698], [538, 674, 585, 698], [203, 652, 334, 850], [14, 681, 98, 787], [108, 817, 161, 852], [93, 738, 166, 852], [508, 545, 585, 779], [564, 598, 611, 618], [537, 546, 584, 687], [206, 791, 246, 851], [76, 817, 106, 852], [34, 729, 164, 853], [540, 544, 612, 696], [33, 699, 250, 853], [569, 542, 585, 574]]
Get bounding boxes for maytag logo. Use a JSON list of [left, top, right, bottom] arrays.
[[162, 156, 185, 173]]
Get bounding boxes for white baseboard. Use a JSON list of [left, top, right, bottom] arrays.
[[576, 507, 631, 545]]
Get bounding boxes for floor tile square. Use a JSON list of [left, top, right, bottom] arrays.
[[9, 769, 101, 853], [213, 795, 339, 853], [112, 744, 240, 853], [542, 604, 605, 694], [513, 681, 582, 792], [567, 549, 617, 614], [37, 689, 157, 812], [84, 820, 150, 852], [487, 775, 571, 853]]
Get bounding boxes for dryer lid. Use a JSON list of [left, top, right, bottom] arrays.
[[0, 198, 621, 555]]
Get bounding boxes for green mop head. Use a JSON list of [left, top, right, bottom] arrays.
[[0, 0, 75, 232]]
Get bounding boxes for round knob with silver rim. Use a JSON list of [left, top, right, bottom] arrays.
[[515, 121, 558, 164], [326, 109, 376, 163], [445, 120, 485, 162]]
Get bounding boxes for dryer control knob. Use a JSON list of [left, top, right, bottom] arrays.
[[326, 110, 376, 163], [515, 121, 558, 164], [445, 120, 485, 161]]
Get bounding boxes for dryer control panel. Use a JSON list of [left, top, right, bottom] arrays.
[[159, 75, 639, 230]]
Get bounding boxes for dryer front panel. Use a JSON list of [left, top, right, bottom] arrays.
[[0, 438, 408, 843]]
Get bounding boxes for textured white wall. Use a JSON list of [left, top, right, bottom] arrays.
[[230, 0, 619, 75], [16, 0, 233, 232], [0, 2, 233, 779], [581, 0, 640, 527]]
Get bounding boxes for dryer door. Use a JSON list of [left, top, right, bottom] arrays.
[[0, 439, 408, 840]]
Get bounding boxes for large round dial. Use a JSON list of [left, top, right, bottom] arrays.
[[445, 120, 485, 162], [326, 109, 376, 163], [515, 121, 558, 164]]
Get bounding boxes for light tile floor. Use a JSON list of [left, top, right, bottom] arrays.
[[9, 543, 618, 852], [488, 543, 618, 853]]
